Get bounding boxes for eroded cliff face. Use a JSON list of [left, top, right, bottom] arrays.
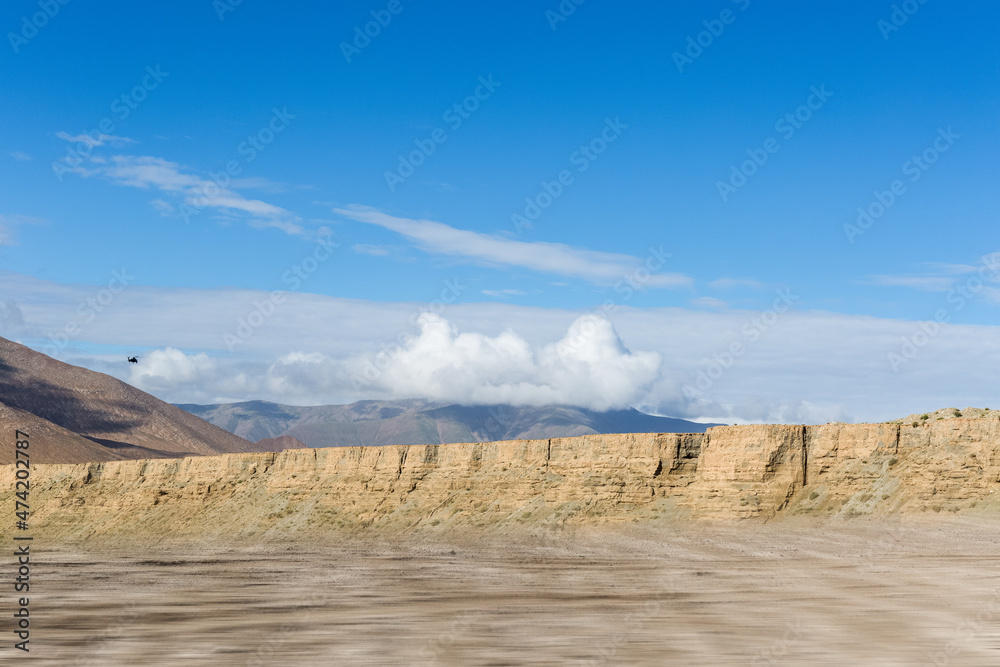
[[3, 420, 999, 539]]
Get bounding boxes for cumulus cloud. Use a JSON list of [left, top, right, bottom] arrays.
[[345, 313, 661, 410], [11, 270, 1000, 423], [335, 205, 692, 288], [128, 348, 218, 392]]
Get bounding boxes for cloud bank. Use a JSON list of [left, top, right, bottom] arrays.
[[7, 271, 1000, 424]]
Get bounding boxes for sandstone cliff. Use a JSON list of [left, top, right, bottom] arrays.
[[3, 419, 999, 540]]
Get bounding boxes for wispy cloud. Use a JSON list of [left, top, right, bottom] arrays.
[[57, 139, 307, 236], [55, 131, 135, 148], [482, 289, 527, 297], [691, 296, 728, 309], [865, 275, 956, 292], [866, 254, 1000, 293], [8, 151, 32, 161], [0, 213, 46, 246], [335, 205, 692, 288], [351, 244, 391, 257]]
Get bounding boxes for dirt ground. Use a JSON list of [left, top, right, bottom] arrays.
[[16, 517, 1000, 666]]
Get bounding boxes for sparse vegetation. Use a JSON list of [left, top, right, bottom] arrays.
[[954, 410, 962, 417], [920, 414, 929, 420], [912, 422, 919, 428], [809, 491, 819, 500], [888, 457, 898, 466]]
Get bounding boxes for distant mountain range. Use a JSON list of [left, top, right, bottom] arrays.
[[0, 336, 256, 464], [176, 399, 721, 448], [0, 334, 719, 464]]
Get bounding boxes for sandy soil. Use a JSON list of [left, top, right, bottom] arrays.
[[18, 518, 1000, 666]]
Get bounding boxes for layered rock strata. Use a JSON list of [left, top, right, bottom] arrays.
[[3, 420, 999, 539]]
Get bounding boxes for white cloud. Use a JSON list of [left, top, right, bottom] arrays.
[[866, 275, 956, 291], [351, 244, 391, 257], [691, 296, 728, 309], [335, 205, 693, 288], [129, 347, 218, 391], [0, 213, 46, 246], [55, 131, 135, 148], [149, 199, 175, 216], [9, 271, 1000, 424], [341, 313, 662, 410], [482, 289, 527, 297], [866, 253, 1000, 292], [58, 145, 306, 236], [8, 151, 31, 161]]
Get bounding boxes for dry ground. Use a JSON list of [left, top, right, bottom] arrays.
[[15, 517, 1000, 665]]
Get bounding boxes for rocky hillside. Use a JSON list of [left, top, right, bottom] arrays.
[[5, 417, 998, 540], [0, 337, 257, 463], [177, 399, 718, 446]]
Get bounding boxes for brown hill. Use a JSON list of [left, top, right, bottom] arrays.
[[0, 336, 257, 463]]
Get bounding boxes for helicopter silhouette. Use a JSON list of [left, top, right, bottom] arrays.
[[127, 356, 139, 364]]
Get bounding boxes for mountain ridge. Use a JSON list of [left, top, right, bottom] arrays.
[[0, 336, 257, 463], [176, 399, 720, 448]]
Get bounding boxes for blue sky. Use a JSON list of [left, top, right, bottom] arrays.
[[2, 1, 999, 423]]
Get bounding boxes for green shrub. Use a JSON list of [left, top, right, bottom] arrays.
[[809, 491, 819, 500], [920, 414, 929, 420]]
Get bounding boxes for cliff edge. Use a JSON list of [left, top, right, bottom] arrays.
[[3, 419, 998, 540]]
